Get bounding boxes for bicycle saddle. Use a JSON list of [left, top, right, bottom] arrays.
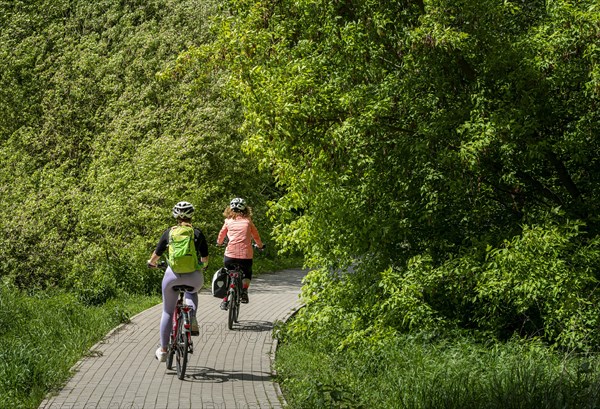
[[172, 285, 195, 293]]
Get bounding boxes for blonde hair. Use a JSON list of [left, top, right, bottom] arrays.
[[223, 206, 253, 219]]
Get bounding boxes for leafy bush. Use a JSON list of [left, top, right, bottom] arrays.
[[474, 221, 600, 349], [284, 219, 600, 351]]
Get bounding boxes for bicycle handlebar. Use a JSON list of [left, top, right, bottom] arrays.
[[147, 260, 167, 270], [215, 242, 266, 251]]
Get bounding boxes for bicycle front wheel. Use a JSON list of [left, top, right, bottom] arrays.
[[175, 314, 189, 379]]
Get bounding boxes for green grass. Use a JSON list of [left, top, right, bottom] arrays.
[[0, 281, 160, 409], [275, 333, 600, 409]]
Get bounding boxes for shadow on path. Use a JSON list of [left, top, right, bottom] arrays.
[[232, 320, 274, 332], [181, 367, 274, 383]]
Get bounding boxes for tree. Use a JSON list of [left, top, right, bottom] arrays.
[[211, 0, 600, 348]]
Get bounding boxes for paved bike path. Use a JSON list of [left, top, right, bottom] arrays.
[[39, 268, 307, 409]]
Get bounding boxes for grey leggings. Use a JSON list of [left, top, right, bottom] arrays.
[[159, 267, 204, 348]]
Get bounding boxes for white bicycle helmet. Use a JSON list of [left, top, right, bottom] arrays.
[[172, 201, 195, 219], [230, 197, 246, 212]]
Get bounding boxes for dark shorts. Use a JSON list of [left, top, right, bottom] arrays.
[[224, 256, 253, 280]]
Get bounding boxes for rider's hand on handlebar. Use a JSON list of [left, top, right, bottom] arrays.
[[147, 260, 157, 268]]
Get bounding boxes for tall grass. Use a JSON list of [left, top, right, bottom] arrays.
[[275, 333, 600, 408], [0, 280, 159, 409]]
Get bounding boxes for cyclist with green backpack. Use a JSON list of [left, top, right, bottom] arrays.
[[147, 201, 209, 362]]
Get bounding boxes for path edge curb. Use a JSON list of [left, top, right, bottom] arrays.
[[270, 302, 305, 408], [78, 305, 158, 368], [38, 305, 160, 408]]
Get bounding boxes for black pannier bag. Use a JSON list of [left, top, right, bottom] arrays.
[[211, 268, 229, 298]]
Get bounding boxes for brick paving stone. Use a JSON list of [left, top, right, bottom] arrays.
[[39, 269, 307, 409]]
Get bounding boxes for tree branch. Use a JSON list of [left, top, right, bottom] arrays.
[[545, 150, 581, 201]]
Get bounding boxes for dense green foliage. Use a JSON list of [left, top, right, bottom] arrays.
[[0, 0, 279, 300], [3, 0, 600, 407], [210, 0, 600, 350]]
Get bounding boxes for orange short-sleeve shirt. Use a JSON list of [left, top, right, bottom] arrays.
[[217, 217, 263, 259]]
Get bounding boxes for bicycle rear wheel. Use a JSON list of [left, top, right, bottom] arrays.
[[175, 313, 189, 379], [233, 292, 240, 323], [227, 291, 236, 330]]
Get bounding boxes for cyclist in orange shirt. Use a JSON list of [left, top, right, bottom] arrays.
[[216, 198, 264, 309]]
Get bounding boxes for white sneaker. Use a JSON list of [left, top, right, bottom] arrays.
[[155, 347, 167, 362]]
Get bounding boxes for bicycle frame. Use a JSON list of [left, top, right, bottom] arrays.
[[166, 287, 194, 379]]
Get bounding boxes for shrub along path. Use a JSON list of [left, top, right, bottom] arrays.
[[39, 268, 307, 409]]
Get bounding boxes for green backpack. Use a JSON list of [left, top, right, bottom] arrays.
[[167, 224, 199, 273]]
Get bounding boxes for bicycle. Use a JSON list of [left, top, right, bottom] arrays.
[[224, 263, 243, 330], [220, 244, 266, 330], [156, 261, 195, 380]]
